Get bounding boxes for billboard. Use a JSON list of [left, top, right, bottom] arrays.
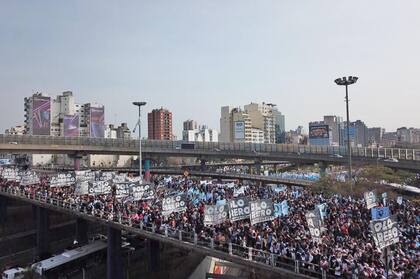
[[64, 114, 80, 137], [309, 124, 329, 139], [90, 106, 105, 138], [234, 121, 245, 140], [32, 96, 51, 135]]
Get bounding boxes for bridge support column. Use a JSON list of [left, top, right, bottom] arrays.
[[34, 206, 50, 261], [107, 226, 123, 279], [70, 154, 84, 171], [319, 162, 327, 177], [144, 159, 151, 181], [200, 159, 207, 172], [254, 161, 262, 175], [0, 196, 8, 226], [147, 239, 160, 272], [76, 218, 89, 246]]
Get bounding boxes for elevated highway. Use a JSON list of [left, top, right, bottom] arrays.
[[0, 189, 321, 279], [34, 167, 420, 194], [33, 167, 315, 187], [1, 135, 420, 171]]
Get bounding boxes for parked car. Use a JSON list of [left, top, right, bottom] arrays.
[[384, 158, 399, 163]]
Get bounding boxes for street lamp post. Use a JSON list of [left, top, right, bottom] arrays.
[[335, 76, 358, 190], [133, 102, 147, 179]]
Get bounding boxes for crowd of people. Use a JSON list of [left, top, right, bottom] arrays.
[[0, 169, 418, 279]]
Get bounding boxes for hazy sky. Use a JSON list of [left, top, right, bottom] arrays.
[[1, 1, 419, 138]]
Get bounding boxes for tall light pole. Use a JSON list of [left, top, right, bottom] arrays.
[[133, 102, 147, 179], [335, 76, 358, 190]]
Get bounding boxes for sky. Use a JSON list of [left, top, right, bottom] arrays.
[[1, 1, 419, 138]]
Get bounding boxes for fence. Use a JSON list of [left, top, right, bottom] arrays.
[[0, 134, 418, 161]]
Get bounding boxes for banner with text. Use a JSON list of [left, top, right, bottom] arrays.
[[204, 204, 229, 226], [364, 191, 377, 209], [370, 217, 399, 250], [250, 199, 274, 225], [20, 171, 40, 186], [88, 180, 112, 195], [50, 173, 76, 187], [129, 184, 155, 201], [162, 194, 187, 216], [305, 210, 323, 243], [228, 197, 250, 222]]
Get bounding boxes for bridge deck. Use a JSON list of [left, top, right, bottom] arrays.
[[0, 188, 325, 279], [1, 135, 420, 171]]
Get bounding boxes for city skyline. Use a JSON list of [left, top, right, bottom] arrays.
[[1, 1, 420, 137]]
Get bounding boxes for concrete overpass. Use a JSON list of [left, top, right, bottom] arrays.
[[34, 167, 420, 194], [1, 134, 420, 171], [34, 167, 315, 187], [0, 189, 321, 279]]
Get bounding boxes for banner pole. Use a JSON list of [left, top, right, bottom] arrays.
[[384, 247, 389, 279]]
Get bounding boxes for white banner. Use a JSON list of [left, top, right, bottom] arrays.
[[364, 191, 377, 209], [50, 173, 76, 187], [370, 217, 399, 250], [88, 180, 112, 195]]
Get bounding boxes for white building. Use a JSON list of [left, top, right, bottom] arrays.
[[251, 128, 264, 144], [5, 125, 25, 135], [182, 121, 218, 143], [220, 102, 277, 143], [219, 106, 253, 143]]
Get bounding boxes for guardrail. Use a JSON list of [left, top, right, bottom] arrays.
[[0, 134, 418, 161], [0, 187, 335, 279]]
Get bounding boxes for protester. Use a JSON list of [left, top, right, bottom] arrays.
[[0, 168, 418, 279]]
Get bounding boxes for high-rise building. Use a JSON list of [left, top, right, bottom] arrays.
[[244, 102, 276, 144], [182, 120, 218, 143], [147, 108, 173, 140], [220, 106, 252, 143], [183, 125, 218, 142], [220, 102, 278, 143], [308, 115, 343, 146], [24, 91, 108, 167], [308, 121, 331, 146], [284, 126, 307, 144], [353, 120, 369, 147], [183, 120, 198, 131], [272, 107, 285, 143], [323, 115, 342, 146], [24, 91, 105, 138], [24, 93, 52, 136], [339, 120, 368, 147], [368, 127, 384, 146], [382, 132, 398, 147], [396, 127, 420, 144]]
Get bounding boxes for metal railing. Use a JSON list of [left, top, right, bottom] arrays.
[[0, 134, 418, 161], [0, 186, 336, 279]]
